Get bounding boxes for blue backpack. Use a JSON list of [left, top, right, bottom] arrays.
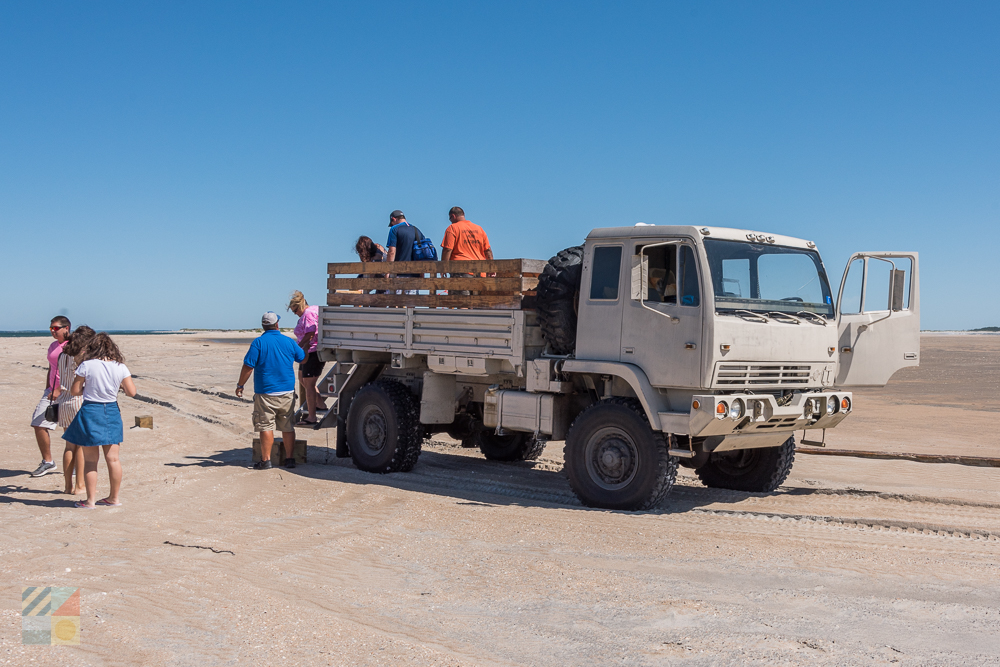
[[410, 227, 438, 262]]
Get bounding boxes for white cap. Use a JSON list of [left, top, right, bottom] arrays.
[[262, 312, 280, 326]]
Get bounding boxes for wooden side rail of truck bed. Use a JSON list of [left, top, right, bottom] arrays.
[[327, 259, 548, 310]]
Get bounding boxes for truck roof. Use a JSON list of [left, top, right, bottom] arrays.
[[586, 225, 816, 250]]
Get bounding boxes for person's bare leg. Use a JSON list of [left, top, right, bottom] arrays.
[[81, 447, 100, 507], [33, 426, 52, 463], [62, 444, 76, 493], [74, 445, 86, 493], [303, 376, 319, 421], [101, 444, 122, 505], [259, 430, 274, 462], [282, 430, 296, 460]]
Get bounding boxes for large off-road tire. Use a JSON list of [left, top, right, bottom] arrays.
[[563, 398, 677, 510], [475, 430, 545, 462], [535, 245, 584, 355], [694, 436, 796, 492], [346, 379, 422, 473]]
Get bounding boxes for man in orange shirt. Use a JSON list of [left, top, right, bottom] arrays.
[[440, 207, 493, 261]]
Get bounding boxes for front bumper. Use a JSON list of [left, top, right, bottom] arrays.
[[684, 391, 852, 445]]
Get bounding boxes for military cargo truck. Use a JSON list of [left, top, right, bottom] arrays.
[[314, 225, 919, 510]]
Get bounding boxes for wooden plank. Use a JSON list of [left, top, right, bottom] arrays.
[[520, 259, 549, 274], [795, 447, 1000, 468], [328, 276, 537, 292], [327, 292, 524, 309], [328, 259, 535, 276]]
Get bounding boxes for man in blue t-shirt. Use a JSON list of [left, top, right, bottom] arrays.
[[386, 209, 427, 294], [235, 312, 306, 470], [386, 210, 420, 262]]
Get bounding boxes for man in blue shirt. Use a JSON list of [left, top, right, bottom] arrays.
[[235, 312, 306, 469], [386, 209, 428, 294]]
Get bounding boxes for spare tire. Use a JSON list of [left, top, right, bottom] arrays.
[[535, 245, 584, 355]]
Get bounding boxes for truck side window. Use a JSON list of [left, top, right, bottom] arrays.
[[641, 244, 677, 304], [679, 245, 700, 307], [590, 246, 622, 300], [839, 258, 863, 315]]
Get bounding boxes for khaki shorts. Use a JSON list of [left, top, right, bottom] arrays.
[[30, 391, 58, 430], [252, 392, 295, 433]]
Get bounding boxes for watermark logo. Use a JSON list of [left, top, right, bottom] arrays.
[[22, 587, 80, 645]]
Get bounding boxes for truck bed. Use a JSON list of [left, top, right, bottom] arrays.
[[318, 307, 544, 375]]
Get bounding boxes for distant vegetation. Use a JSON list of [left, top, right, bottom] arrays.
[[970, 326, 1000, 332]]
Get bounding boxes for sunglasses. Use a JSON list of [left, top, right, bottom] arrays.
[[49, 325, 67, 331]]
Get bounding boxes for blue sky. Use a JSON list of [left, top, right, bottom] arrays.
[[1, 1, 997, 331]]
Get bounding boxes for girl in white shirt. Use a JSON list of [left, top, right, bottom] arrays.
[[62, 333, 137, 509]]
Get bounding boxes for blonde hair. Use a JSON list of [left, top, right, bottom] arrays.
[[288, 290, 308, 312]]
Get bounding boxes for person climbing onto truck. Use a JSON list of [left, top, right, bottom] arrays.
[[288, 291, 327, 425]]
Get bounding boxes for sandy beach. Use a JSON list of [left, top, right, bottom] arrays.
[[2, 332, 999, 665]]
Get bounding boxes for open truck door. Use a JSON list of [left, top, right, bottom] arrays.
[[834, 252, 919, 388]]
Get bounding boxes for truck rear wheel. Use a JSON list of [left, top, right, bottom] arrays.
[[564, 399, 676, 510], [535, 245, 584, 355], [475, 430, 545, 462], [694, 436, 795, 492], [346, 380, 422, 473]]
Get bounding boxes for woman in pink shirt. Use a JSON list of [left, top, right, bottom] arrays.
[[28, 316, 70, 477], [288, 291, 327, 425]]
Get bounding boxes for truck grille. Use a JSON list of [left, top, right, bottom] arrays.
[[715, 364, 812, 386]]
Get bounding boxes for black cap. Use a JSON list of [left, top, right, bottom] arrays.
[[389, 210, 405, 224]]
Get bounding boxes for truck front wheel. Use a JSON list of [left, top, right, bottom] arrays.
[[564, 399, 676, 510], [346, 380, 422, 473], [475, 430, 545, 462], [694, 436, 795, 492]]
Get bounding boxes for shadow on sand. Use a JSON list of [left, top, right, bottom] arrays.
[[0, 483, 82, 508], [160, 445, 824, 515]]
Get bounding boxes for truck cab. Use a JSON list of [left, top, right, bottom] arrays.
[[575, 225, 918, 396]]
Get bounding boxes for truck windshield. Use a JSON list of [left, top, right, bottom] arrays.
[[704, 239, 834, 317]]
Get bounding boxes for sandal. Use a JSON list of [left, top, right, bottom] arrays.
[[96, 498, 122, 507], [74, 501, 96, 509]]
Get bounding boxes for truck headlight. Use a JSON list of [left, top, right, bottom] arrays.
[[716, 401, 728, 420], [729, 399, 745, 420], [804, 399, 813, 417], [841, 396, 851, 412], [827, 396, 837, 415]]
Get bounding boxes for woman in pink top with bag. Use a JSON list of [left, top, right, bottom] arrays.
[[288, 291, 327, 425]]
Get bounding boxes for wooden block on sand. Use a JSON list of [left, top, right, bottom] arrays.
[[135, 415, 154, 429], [252, 438, 308, 465]]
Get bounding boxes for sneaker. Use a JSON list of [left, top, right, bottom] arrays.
[[30, 461, 56, 477], [252, 460, 273, 470], [283, 458, 297, 469]]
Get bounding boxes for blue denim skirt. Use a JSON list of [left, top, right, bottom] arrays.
[[62, 401, 124, 447]]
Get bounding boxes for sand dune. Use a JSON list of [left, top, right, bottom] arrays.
[[2, 333, 998, 665]]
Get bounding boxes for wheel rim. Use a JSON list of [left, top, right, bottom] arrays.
[[358, 404, 388, 456], [584, 426, 639, 490], [712, 449, 759, 476]]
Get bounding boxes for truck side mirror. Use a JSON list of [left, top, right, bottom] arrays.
[[630, 254, 648, 301]]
